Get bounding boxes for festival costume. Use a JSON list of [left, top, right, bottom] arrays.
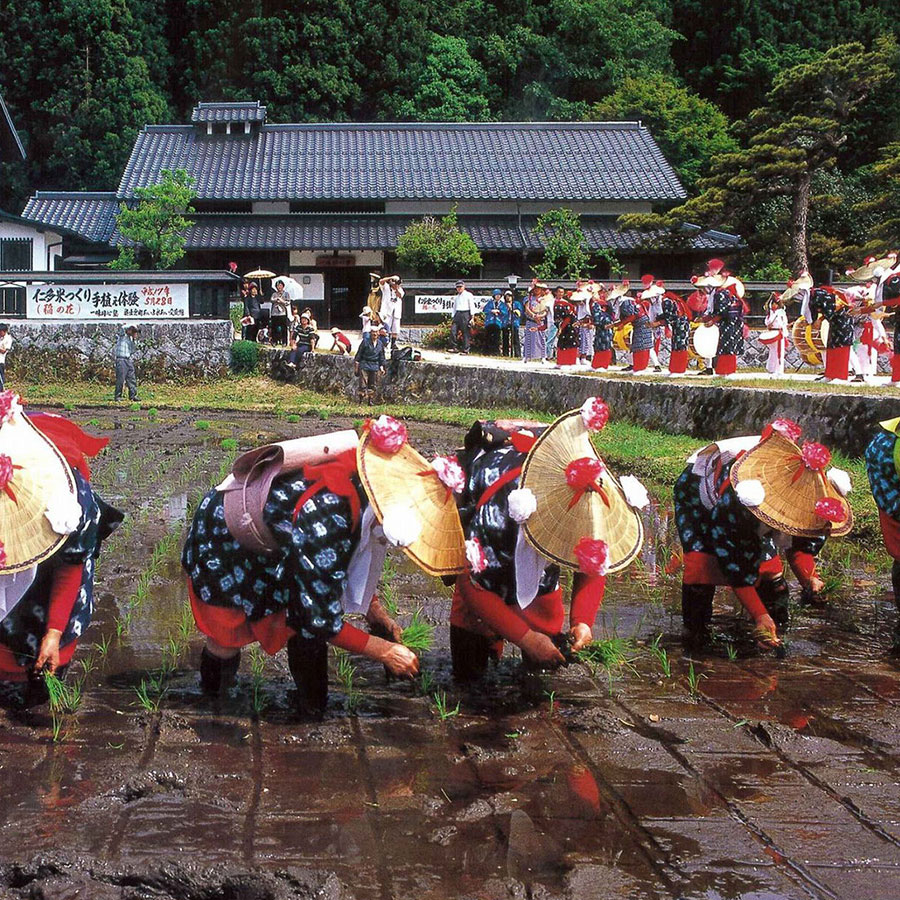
[[764, 306, 790, 376], [658, 291, 692, 375], [523, 293, 549, 361], [554, 298, 579, 367], [0, 400, 121, 700], [450, 400, 647, 678], [807, 287, 854, 381], [618, 296, 653, 372], [591, 299, 614, 370], [865, 419, 900, 647], [674, 423, 851, 649], [711, 283, 744, 376], [574, 290, 595, 360]]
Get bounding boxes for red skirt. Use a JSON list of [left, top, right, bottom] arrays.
[[715, 354, 736, 375], [891, 354, 900, 383], [669, 349, 688, 374], [189, 582, 293, 655], [556, 347, 577, 366], [592, 350, 612, 369], [824, 345, 850, 380], [879, 510, 900, 561], [0, 641, 78, 683], [632, 349, 650, 372]]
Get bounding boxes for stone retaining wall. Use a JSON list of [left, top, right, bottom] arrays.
[[271, 352, 898, 458], [5, 320, 234, 381]]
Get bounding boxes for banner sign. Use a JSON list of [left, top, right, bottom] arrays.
[[26, 283, 189, 320], [413, 294, 489, 315]]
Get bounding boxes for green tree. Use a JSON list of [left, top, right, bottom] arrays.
[[853, 143, 900, 257], [620, 39, 896, 273], [531, 208, 592, 280], [396, 206, 482, 276], [110, 169, 195, 269], [591, 73, 737, 190]]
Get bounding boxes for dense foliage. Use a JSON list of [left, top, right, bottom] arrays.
[[1, 0, 898, 270], [531, 209, 591, 280], [396, 207, 482, 275]]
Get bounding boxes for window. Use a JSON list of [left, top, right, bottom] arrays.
[[0, 238, 32, 271], [0, 287, 25, 317], [189, 284, 230, 318]]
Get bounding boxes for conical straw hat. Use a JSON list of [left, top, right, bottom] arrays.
[[357, 428, 466, 576], [730, 431, 851, 538], [519, 410, 643, 572], [780, 272, 814, 303], [0, 410, 77, 574], [849, 254, 897, 282]]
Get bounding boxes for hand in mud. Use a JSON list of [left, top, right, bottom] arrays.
[[381, 643, 419, 678], [35, 629, 62, 675], [365, 597, 403, 643], [569, 623, 593, 653], [752, 614, 782, 650], [806, 574, 826, 598], [519, 630, 565, 667]]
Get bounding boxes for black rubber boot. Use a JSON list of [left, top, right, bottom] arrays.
[[287, 635, 328, 720], [199, 647, 240, 696], [758, 576, 791, 629], [681, 583, 714, 650], [450, 625, 493, 682]]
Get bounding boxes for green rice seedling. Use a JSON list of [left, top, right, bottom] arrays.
[[725, 642, 738, 661], [286, 414, 300, 424], [45, 673, 82, 743], [160, 637, 181, 675], [133, 678, 162, 712], [63, 402, 74, 411], [195, 420, 211, 431], [401, 608, 435, 653], [220, 438, 239, 451], [129, 402, 141, 411], [96, 634, 111, 659], [649, 634, 672, 679], [147, 408, 159, 419], [248, 646, 267, 714], [78, 652, 96, 678], [379, 557, 399, 616], [334, 648, 362, 712], [432, 689, 460, 721], [178, 601, 194, 643], [418, 668, 435, 695], [544, 689, 557, 718], [317, 409, 330, 420], [89, 418, 100, 427], [686, 661, 705, 699], [577, 637, 637, 673]]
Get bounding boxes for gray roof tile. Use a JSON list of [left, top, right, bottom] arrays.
[[21, 192, 119, 243], [191, 101, 267, 124], [117, 121, 687, 203]]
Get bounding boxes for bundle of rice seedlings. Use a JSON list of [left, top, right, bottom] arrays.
[[401, 608, 435, 653]]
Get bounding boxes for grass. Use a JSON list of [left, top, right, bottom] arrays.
[[220, 437, 239, 451], [195, 420, 211, 431], [401, 608, 435, 653]]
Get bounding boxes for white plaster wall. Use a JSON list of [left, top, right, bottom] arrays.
[[251, 201, 290, 214], [384, 200, 652, 215], [289, 250, 384, 267], [0, 222, 62, 270]]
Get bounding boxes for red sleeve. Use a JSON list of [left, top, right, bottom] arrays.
[[570, 573, 605, 627], [786, 550, 816, 585], [328, 622, 370, 654], [46, 564, 85, 632], [462, 577, 529, 643], [733, 586, 767, 620]]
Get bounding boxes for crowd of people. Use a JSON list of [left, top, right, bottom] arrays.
[[4, 384, 900, 719], [463, 254, 900, 383]]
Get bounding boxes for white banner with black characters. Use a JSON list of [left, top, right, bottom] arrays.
[[413, 294, 490, 315], [26, 283, 189, 320]]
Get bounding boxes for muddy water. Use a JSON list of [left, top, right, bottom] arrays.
[[1, 407, 899, 900]]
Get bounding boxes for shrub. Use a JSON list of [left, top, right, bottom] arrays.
[[230, 340, 259, 374], [286, 414, 300, 423], [221, 438, 238, 450], [195, 420, 211, 431]]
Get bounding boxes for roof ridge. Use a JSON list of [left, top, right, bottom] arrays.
[[31, 190, 118, 199]]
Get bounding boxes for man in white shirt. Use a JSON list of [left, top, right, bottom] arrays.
[[449, 280, 475, 354], [0, 324, 11, 390], [379, 275, 404, 349]]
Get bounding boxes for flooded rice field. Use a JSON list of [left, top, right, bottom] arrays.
[[1, 407, 899, 900]]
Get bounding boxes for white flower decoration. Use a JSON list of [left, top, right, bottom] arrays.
[[465, 537, 488, 574], [430, 455, 466, 494], [826, 467, 852, 497], [381, 507, 421, 547], [508, 487, 537, 523], [735, 479, 766, 508], [44, 490, 82, 535], [619, 475, 650, 510]]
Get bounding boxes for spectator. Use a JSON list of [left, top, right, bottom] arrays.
[[240, 281, 261, 341], [360, 305, 375, 334], [299, 307, 318, 332], [507, 290, 523, 358], [249, 283, 267, 338], [355, 327, 386, 403], [0, 323, 12, 390], [483, 289, 506, 355], [379, 275, 404, 350], [329, 327, 352, 355], [114, 325, 140, 401], [286, 313, 319, 368], [449, 280, 475, 354], [269, 280, 291, 346]]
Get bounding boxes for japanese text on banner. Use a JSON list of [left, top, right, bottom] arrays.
[[26, 283, 189, 320]]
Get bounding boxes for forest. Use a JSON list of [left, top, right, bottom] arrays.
[[0, 0, 898, 273]]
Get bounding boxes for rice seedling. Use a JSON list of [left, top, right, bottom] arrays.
[[432, 689, 460, 721], [379, 557, 399, 616], [686, 661, 705, 699], [248, 646, 267, 714], [159, 637, 181, 675], [195, 420, 211, 431], [129, 402, 141, 411], [725, 642, 738, 661], [317, 409, 330, 420], [649, 634, 672, 678], [96, 634, 111, 659], [418, 668, 435, 695], [334, 648, 362, 712], [401, 608, 435, 653], [78, 652, 96, 678], [220, 438, 239, 451], [147, 408, 159, 419], [576, 637, 638, 673], [45, 673, 83, 743], [134, 673, 167, 712], [178, 601, 194, 643], [544, 689, 557, 718], [286, 414, 300, 424]]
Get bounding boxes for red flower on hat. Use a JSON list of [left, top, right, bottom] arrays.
[[580, 397, 610, 433], [764, 418, 802, 443], [574, 537, 609, 577], [0, 539, 6, 567], [0, 453, 20, 503], [368, 415, 408, 454], [566, 457, 606, 490], [800, 441, 831, 472], [0, 391, 20, 426], [815, 497, 846, 524], [641, 274, 654, 288]]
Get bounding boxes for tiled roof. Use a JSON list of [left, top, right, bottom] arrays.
[[0, 93, 25, 161], [191, 101, 267, 124], [21, 192, 120, 243], [178, 213, 739, 254], [117, 121, 687, 203]]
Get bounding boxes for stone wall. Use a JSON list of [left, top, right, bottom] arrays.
[[5, 320, 234, 382], [271, 352, 897, 458]]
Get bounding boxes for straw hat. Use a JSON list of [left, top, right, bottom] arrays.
[[849, 254, 898, 282], [0, 401, 79, 575], [518, 404, 644, 574], [357, 417, 466, 576], [730, 430, 852, 538], [723, 275, 746, 299], [606, 281, 630, 301], [692, 273, 727, 289], [780, 271, 814, 303]]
